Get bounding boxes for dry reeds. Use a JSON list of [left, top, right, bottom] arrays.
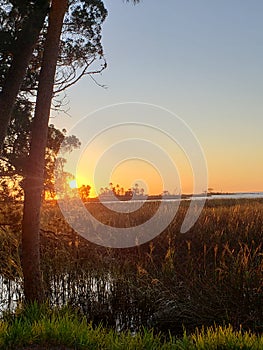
[[0, 198, 263, 333]]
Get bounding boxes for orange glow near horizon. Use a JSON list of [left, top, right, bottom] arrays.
[[72, 150, 263, 197], [62, 119, 263, 197], [74, 155, 195, 198], [66, 120, 202, 198], [75, 159, 165, 198]]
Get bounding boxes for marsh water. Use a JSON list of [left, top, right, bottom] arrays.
[[0, 272, 151, 331]]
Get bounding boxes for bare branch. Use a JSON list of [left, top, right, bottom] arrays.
[[54, 57, 107, 94], [89, 74, 108, 89]]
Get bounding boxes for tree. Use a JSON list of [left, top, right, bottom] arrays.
[[0, 103, 80, 199], [133, 183, 139, 196], [21, 0, 68, 303], [0, 0, 107, 149], [78, 184, 91, 201], [0, 0, 50, 149], [22, 0, 107, 302], [0, 99, 32, 178], [44, 127, 81, 198]]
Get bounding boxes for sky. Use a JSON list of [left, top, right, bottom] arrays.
[[53, 0, 263, 197]]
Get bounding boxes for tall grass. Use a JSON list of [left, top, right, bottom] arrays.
[[0, 203, 23, 312], [0, 198, 263, 334]]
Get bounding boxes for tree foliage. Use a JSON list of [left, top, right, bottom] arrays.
[[0, 0, 107, 100], [0, 0, 50, 147], [0, 101, 81, 198], [0, 0, 48, 91], [0, 0, 107, 198]]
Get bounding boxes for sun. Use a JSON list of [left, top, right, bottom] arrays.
[[69, 179, 77, 189]]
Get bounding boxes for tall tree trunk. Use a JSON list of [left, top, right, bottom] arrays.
[[22, 0, 68, 303], [0, 0, 49, 150]]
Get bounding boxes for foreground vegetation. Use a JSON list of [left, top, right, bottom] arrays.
[[0, 198, 263, 337], [1, 303, 263, 349]]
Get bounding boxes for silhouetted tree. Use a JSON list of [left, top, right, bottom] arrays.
[[22, 0, 107, 302], [0, 0, 107, 149], [22, 0, 68, 303], [0, 0, 49, 148], [0, 103, 80, 198], [78, 184, 91, 201]]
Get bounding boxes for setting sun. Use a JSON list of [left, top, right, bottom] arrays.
[[69, 179, 77, 189]]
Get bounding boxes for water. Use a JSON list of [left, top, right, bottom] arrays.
[[209, 192, 263, 200], [0, 275, 23, 314], [92, 192, 263, 204], [0, 272, 150, 331]]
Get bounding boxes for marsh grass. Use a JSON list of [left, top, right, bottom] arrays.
[[0, 204, 23, 312], [0, 199, 263, 334]]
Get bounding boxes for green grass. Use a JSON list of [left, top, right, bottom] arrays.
[[1, 303, 263, 349]]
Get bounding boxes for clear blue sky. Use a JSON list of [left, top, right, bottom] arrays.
[[54, 0, 263, 194]]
